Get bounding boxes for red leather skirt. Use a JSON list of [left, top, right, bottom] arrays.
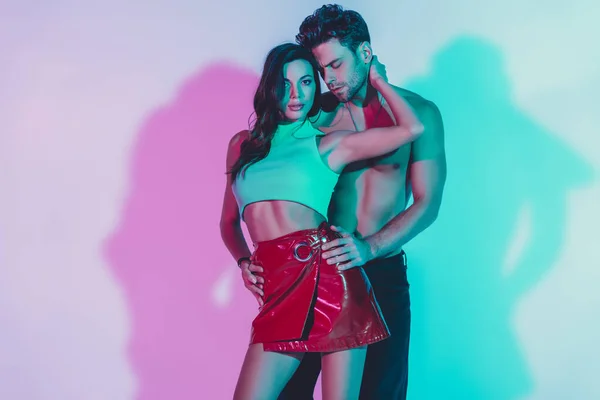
[[249, 222, 390, 352]]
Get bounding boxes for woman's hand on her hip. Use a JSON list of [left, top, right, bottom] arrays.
[[240, 260, 265, 307]]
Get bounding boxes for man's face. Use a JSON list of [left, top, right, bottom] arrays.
[[312, 38, 368, 102]]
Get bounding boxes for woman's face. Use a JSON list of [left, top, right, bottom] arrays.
[[280, 59, 317, 122]]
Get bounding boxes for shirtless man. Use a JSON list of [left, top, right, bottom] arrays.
[[240, 5, 446, 399]]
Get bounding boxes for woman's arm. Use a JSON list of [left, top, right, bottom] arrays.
[[220, 131, 265, 305], [219, 131, 252, 262], [323, 57, 424, 172]]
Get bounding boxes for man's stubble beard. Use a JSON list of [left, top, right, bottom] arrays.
[[339, 67, 369, 103]]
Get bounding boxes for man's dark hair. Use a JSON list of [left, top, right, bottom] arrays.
[[296, 4, 370, 52]]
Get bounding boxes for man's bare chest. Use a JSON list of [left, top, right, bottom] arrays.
[[318, 102, 411, 172]]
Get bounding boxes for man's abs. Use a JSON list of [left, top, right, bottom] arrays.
[[328, 146, 410, 255]]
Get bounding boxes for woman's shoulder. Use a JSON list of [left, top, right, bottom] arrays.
[[229, 129, 250, 147]]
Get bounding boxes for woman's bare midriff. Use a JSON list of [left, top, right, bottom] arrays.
[[243, 200, 327, 243]]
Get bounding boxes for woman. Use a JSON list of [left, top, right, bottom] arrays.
[[220, 43, 423, 399]]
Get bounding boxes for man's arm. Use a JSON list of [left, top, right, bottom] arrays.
[[366, 100, 446, 258], [322, 99, 446, 269]]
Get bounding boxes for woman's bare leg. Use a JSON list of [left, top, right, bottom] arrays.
[[233, 344, 304, 400], [321, 346, 367, 400]]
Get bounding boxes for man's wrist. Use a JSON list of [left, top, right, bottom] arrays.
[[364, 236, 380, 262]]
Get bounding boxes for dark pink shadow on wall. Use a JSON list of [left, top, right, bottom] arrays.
[[104, 62, 260, 399]]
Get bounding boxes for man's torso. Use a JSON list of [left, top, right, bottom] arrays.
[[315, 88, 429, 255]]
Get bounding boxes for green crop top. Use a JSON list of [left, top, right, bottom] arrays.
[[232, 120, 339, 220]]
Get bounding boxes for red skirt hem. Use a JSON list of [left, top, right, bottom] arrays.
[[261, 330, 390, 353]]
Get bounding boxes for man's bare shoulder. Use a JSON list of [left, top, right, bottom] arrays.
[[391, 84, 438, 112], [390, 85, 445, 163]]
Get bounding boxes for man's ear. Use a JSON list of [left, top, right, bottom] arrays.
[[358, 42, 373, 63]]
